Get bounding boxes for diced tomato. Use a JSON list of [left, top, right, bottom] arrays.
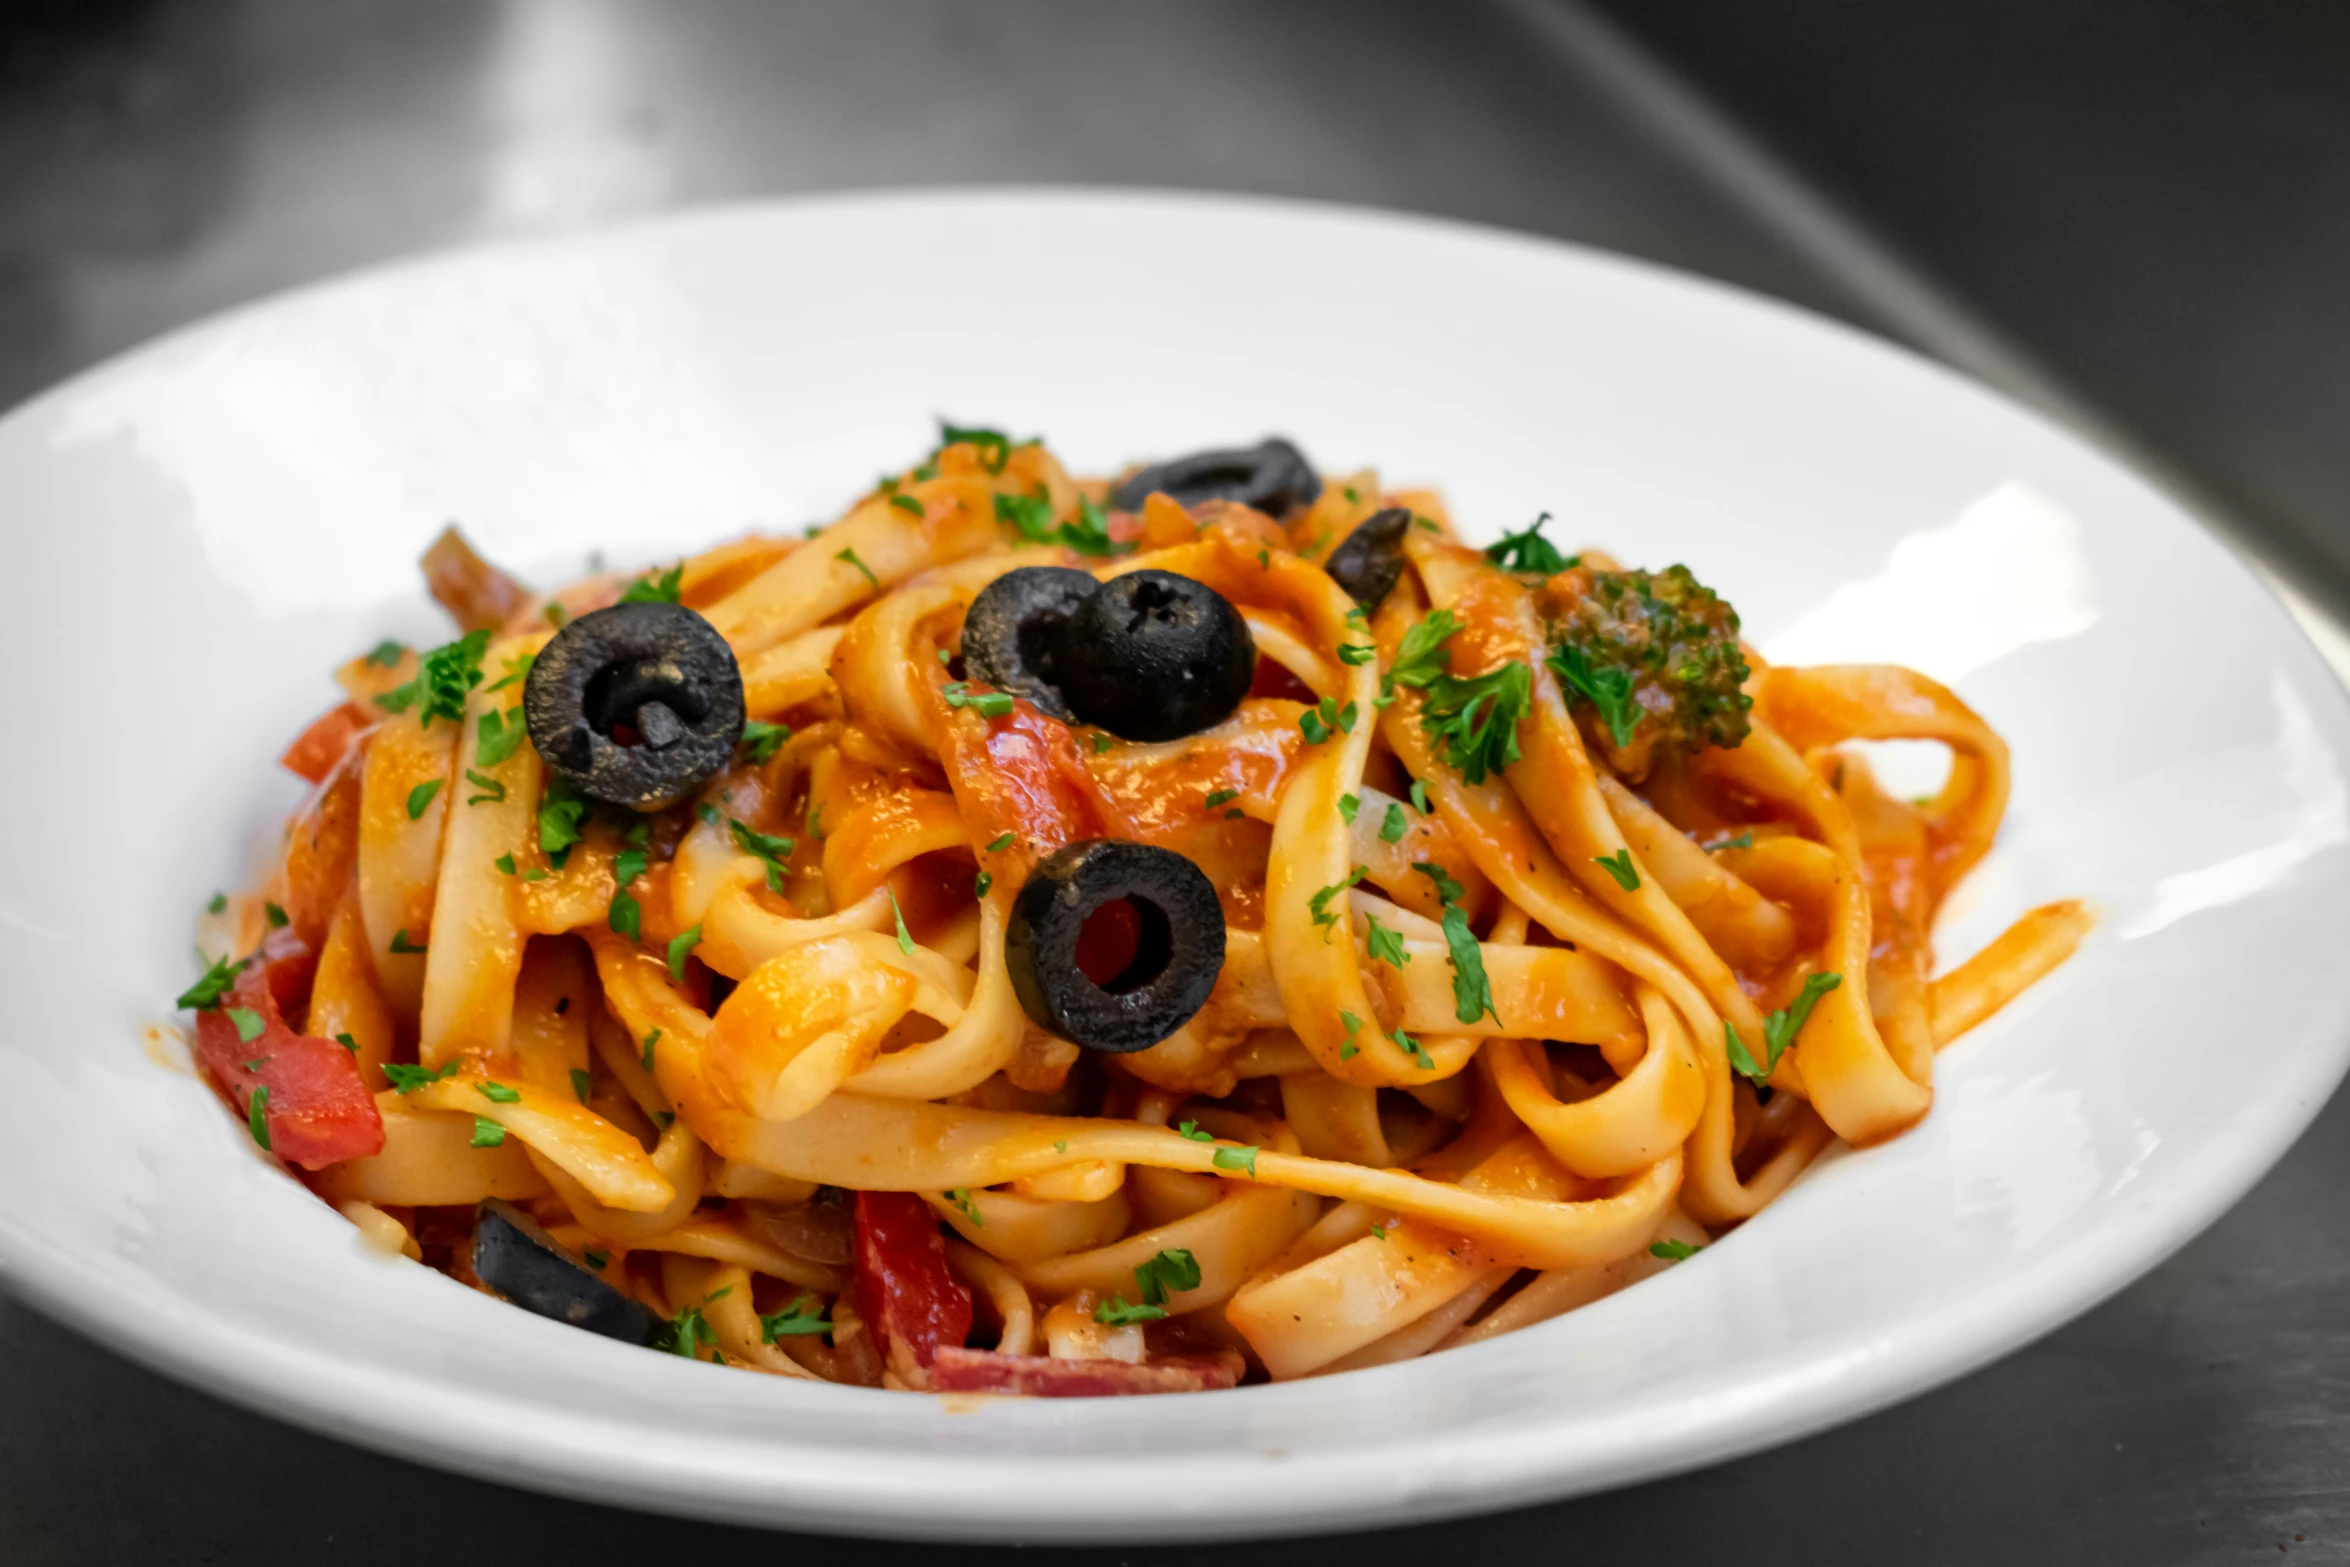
[[851, 1192, 973, 1374], [190, 931, 384, 1170], [939, 703, 1108, 870], [279, 702, 375, 785], [929, 1346, 1246, 1397]]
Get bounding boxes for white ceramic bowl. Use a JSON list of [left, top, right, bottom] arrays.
[[1, 191, 2345, 1543]]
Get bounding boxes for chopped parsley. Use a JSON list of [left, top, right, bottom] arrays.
[[246, 1085, 271, 1150], [364, 639, 405, 669], [641, 1029, 661, 1073], [1135, 1248, 1201, 1303], [389, 929, 427, 954], [205, 892, 228, 916], [761, 1297, 832, 1340], [740, 720, 790, 764], [1412, 861, 1465, 905], [1203, 789, 1238, 812], [1726, 972, 1844, 1093], [944, 1188, 984, 1226], [1414, 861, 1496, 1026], [985, 830, 1016, 852], [405, 779, 443, 820], [889, 493, 926, 518], [1409, 779, 1431, 814], [1419, 661, 1531, 784], [1710, 831, 1754, 853], [1379, 802, 1409, 844], [1592, 847, 1641, 892], [1338, 793, 1360, 824], [1308, 867, 1367, 939], [619, 564, 684, 604], [940, 421, 1014, 474], [728, 817, 795, 892], [835, 547, 880, 589], [334, 1032, 359, 1053], [483, 651, 535, 693], [569, 1067, 594, 1103], [475, 1080, 521, 1104], [1338, 1009, 1363, 1061], [1649, 1238, 1704, 1261], [1336, 641, 1376, 666], [1212, 1144, 1260, 1178], [974, 871, 993, 899], [1092, 732, 1113, 754], [583, 1248, 609, 1270], [666, 924, 703, 982], [609, 844, 648, 941], [463, 768, 506, 805], [373, 629, 490, 730], [1392, 1027, 1435, 1070], [475, 706, 529, 767], [1093, 1294, 1166, 1328], [543, 601, 570, 628], [1548, 642, 1642, 751], [226, 1007, 265, 1044], [1484, 511, 1571, 576], [1387, 610, 1459, 692], [538, 779, 589, 864], [1363, 912, 1409, 971], [1175, 1120, 1214, 1143], [654, 1304, 716, 1359], [382, 1058, 461, 1093], [1299, 696, 1358, 744], [888, 887, 915, 955], [941, 682, 1015, 719], [263, 901, 289, 930]]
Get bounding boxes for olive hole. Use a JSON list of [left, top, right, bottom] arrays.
[[1123, 577, 1183, 632], [1073, 896, 1173, 994], [585, 656, 709, 748]]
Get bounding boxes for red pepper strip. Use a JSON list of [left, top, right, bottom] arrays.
[[190, 931, 384, 1170], [930, 1347, 1246, 1397], [851, 1191, 973, 1373], [279, 701, 375, 785]]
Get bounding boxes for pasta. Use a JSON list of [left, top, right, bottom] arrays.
[[179, 427, 2087, 1395]]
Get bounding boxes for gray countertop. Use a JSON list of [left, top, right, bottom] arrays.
[[2, 4, 2343, 1561]]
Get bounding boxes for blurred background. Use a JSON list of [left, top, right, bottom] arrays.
[[3, 3, 2347, 1562]]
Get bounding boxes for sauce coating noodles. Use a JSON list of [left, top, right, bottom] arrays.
[[191, 432, 2085, 1393]]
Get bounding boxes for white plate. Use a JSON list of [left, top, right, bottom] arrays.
[[1, 190, 2345, 1543]]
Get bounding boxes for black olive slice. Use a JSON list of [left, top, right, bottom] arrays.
[[1006, 840, 1225, 1053], [959, 566, 1102, 722], [1324, 507, 1412, 609], [1110, 437, 1323, 518], [471, 1199, 658, 1344], [525, 601, 745, 810], [1054, 570, 1255, 743]]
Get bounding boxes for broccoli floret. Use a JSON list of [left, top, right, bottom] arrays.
[[1543, 564, 1752, 768]]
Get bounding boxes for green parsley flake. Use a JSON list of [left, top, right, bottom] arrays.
[[543, 601, 570, 628], [1364, 912, 1409, 971], [761, 1298, 832, 1340], [334, 1032, 359, 1053], [364, 639, 405, 668], [1725, 972, 1844, 1093], [1379, 802, 1409, 844], [667, 924, 703, 982], [740, 720, 791, 764], [475, 706, 529, 768], [940, 421, 1014, 474], [247, 1085, 272, 1150], [641, 1028, 661, 1073], [1338, 793, 1360, 824], [569, 1067, 594, 1103], [985, 830, 1015, 852], [941, 682, 1016, 719], [227, 1007, 265, 1044], [1710, 831, 1755, 853], [1308, 867, 1368, 939], [1548, 642, 1642, 751], [619, 564, 684, 604], [405, 778, 443, 820], [463, 768, 506, 805], [945, 1188, 984, 1227], [1092, 732, 1113, 754], [1392, 1027, 1435, 1070], [1388, 610, 1459, 692], [475, 1080, 521, 1104], [1338, 1009, 1363, 1061], [263, 901, 289, 930], [483, 651, 535, 693], [1093, 1295, 1166, 1328], [1336, 642, 1376, 666], [538, 780, 589, 864], [655, 1306, 715, 1360], [1419, 661, 1531, 784], [1592, 847, 1641, 892], [836, 547, 880, 589], [495, 853, 517, 876], [205, 892, 228, 916], [1175, 1120, 1214, 1143], [1409, 779, 1431, 814], [728, 816, 796, 893], [583, 1248, 610, 1270], [389, 929, 427, 954], [974, 871, 993, 899], [1212, 1144, 1260, 1178], [889, 493, 926, 517], [1649, 1238, 1704, 1261], [1204, 789, 1239, 811], [373, 629, 490, 730], [1484, 511, 1570, 575], [382, 1059, 461, 1094], [888, 887, 916, 955]]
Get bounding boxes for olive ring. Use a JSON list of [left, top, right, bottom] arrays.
[[1005, 839, 1226, 1054], [524, 600, 746, 810]]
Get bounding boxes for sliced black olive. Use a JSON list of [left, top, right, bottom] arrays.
[[1324, 507, 1412, 609], [1054, 570, 1255, 743], [1110, 437, 1322, 518], [1006, 840, 1224, 1053], [524, 600, 745, 810], [959, 566, 1102, 722], [471, 1198, 658, 1344]]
